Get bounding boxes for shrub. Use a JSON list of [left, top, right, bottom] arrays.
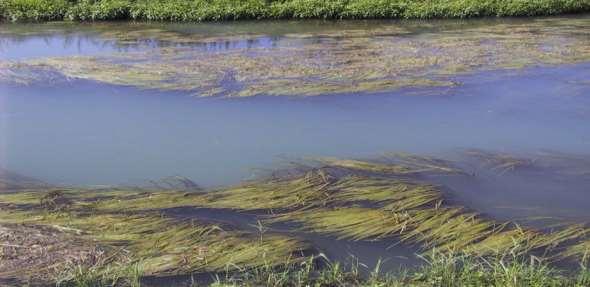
[[66, 0, 130, 21], [1, 0, 70, 21], [1, 0, 590, 21]]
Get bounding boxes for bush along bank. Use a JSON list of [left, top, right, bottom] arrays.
[[1, 0, 590, 22]]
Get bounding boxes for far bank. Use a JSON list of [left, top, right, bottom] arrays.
[[1, 0, 590, 22]]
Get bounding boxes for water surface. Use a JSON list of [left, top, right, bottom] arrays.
[[1, 17, 590, 224]]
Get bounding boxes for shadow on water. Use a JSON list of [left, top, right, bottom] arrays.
[[1, 148, 590, 285], [166, 207, 419, 265], [136, 207, 420, 286], [141, 148, 590, 286]]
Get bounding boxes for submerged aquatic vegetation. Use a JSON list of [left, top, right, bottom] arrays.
[[88, 155, 579, 263], [2, 16, 590, 97], [0, 193, 309, 284], [531, 151, 590, 178], [1, 152, 590, 285], [315, 158, 414, 175], [563, 239, 590, 260], [461, 149, 590, 179], [317, 153, 464, 176], [195, 157, 590, 261], [464, 149, 536, 174]]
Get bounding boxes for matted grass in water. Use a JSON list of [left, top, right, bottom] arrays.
[[0, 203, 309, 283], [2, 17, 590, 97], [1, 152, 590, 285], [189, 158, 590, 260]]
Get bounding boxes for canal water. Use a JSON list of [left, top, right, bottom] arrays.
[[1, 16, 589, 224]]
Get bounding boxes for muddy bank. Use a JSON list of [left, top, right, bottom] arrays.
[[0, 151, 589, 285], [0, 223, 106, 284]]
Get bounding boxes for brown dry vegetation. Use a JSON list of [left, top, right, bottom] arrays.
[[0, 223, 105, 283]]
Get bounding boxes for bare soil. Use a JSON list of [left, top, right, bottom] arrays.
[[0, 223, 104, 284]]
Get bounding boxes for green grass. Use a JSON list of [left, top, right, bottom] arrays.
[[1, 0, 590, 22], [191, 251, 590, 286], [53, 251, 590, 286], [55, 261, 143, 287]]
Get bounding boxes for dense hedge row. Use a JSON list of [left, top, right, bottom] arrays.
[[1, 0, 590, 21]]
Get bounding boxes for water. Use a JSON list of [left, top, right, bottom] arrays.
[[1, 17, 590, 222], [164, 207, 419, 274], [1, 64, 589, 187]]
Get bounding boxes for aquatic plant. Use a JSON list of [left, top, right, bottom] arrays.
[[2, 16, 590, 98], [0, 202, 309, 284], [1, 152, 590, 285], [563, 239, 590, 260], [530, 151, 590, 178], [464, 149, 536, 174], [193, 160, 590, 261], [315, 158, 414, 175]]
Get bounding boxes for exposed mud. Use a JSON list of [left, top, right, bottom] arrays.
[[0, 223, 106, 284]]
